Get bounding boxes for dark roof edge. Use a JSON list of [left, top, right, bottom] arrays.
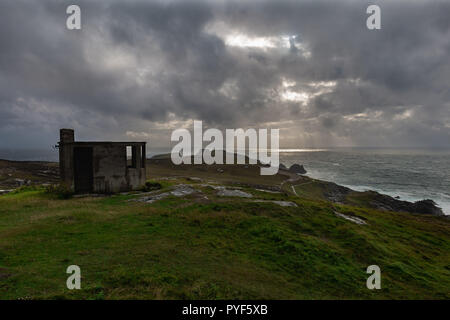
[[60, 141, 146, 145]]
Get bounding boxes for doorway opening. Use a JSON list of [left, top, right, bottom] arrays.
[[73, 147, 93, 193]]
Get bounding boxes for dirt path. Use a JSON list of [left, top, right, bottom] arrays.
[[279, 171, 305, 195]]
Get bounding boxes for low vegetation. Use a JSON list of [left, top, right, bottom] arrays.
[[141, 181, 163, 192], [0, 159, 450, 299], [0, 164, 449, 299], [45, 183, 74, 199]]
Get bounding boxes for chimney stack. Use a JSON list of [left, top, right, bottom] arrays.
[[60, 129, 74, 144]]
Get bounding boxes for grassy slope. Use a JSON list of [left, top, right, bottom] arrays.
[[0, 161, 449, 299]]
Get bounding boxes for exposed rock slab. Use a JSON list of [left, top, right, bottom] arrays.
[[255, 200, 298, 207], [171, 185, 197, 197], [217, 189, 253, 198], [134, 184, 197, 203], [255, 189, 282, 194], [334, 211, 367, 225]]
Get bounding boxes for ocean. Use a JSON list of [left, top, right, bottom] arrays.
[[1, 147, 449, 214], [279, 148, 450, 215]]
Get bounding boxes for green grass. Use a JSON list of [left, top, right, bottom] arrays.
[[0, 183, 449, 300]]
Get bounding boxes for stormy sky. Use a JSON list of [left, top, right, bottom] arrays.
[[0, 0, 449, 150]]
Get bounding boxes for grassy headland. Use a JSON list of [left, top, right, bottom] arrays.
[[0, 158, 448, 299]]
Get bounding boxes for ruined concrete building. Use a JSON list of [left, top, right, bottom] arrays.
[[59, 129, 146, 193]]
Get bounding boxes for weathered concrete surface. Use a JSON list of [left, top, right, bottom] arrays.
[[59, 129, 146, 193], [91, 143, 145, 193]]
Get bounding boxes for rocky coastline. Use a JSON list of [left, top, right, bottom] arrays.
[[0, 158, 446, 217], [279, 162, 445, 216]]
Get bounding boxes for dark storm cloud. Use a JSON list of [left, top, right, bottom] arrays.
[[0, 0, 449, 148]]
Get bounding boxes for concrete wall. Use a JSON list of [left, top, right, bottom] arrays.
[[59, 133, 146, 193], [59, 143, 74, 188], [92, 144, 146, 193], [59, 129, 75, 184]]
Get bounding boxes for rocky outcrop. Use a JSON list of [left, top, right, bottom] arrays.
[[323, 182, 352, 203], [279, 163, 288, 171], [288, 164, 307, 174], [133, 184, 197, 203], [369, 192, 444, 216], [411, 200, 445, 216], [217, 189, 253, 198], [309, 180, 445, 216]]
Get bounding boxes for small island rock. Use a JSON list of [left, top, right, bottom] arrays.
[[288, 164, 307, 174]]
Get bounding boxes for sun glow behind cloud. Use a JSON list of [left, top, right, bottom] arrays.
[[280, 79, 336, 104], [281, 91, 310, 103], [225, 33, 291, 49]]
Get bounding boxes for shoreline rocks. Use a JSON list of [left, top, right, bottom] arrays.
[[288, 164, 307, 174], [301, 179, 445, 216], [368, 192, 444, 216]]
